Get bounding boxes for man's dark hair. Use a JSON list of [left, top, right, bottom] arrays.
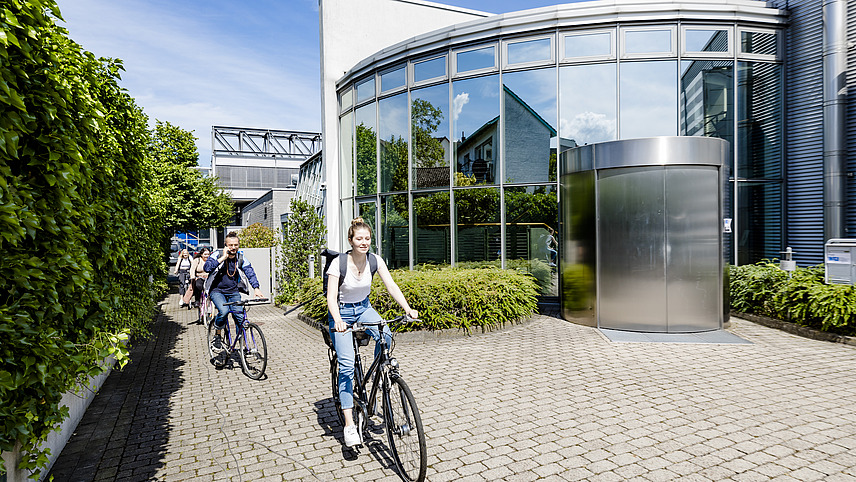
[[225, 231, 239, 240]]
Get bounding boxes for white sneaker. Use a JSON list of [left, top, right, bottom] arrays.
[[343, 425, 361, 447]]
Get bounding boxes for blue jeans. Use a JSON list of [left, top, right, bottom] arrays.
[[329, 297, 392, 410], [210, 291, 243, 330]]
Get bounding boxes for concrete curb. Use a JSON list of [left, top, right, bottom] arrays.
[[733, 311, 856, 347]]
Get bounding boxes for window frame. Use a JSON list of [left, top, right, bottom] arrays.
[[620, 25, 678, 59], [680, 25, 734, 58], [502, 34, 555, 70], [737, 27, 781, 61], [452, 43, 498, 78], [379, 64, 407, 94], [411, 54, 448, 87], [561, 28, 616, 63]]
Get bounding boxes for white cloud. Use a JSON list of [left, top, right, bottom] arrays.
[[560, 111, 616, 145], [452, 92, 470, 122]]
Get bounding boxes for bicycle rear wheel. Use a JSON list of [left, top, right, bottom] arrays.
[[207, 321, 229, 368], [384, 377, 427, 482], [238, 323, 267, 379]]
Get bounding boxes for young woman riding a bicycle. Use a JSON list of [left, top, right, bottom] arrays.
[[327, 217, 418, 449]]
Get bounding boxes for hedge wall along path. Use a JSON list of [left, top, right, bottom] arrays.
[[1, 3, 161, 476], [299, 267, 539, 332]]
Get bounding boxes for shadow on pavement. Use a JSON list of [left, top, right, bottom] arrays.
[[48, 288, 186, 481]]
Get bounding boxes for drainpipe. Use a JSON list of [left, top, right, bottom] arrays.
[[822, 0, 847, 240]]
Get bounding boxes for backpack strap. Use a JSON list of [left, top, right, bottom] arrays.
[[338, 251, 378, 288], [368, 253, 378, 276]]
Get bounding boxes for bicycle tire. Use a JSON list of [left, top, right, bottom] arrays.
[[384, 377, 427, 482], [207, 321, 229, 368], [238, 323, 267, 379], [330, 353, 345, 427], [202, 296, 214, 328]]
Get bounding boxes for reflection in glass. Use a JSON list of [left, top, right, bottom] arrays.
[[414, 56, 446, 82], [339, 112, 354, 198], [741, 31, 777, 56], [381, 194, 409, 269], [738, 62, 782, 179], [412, 84, 450, 189], [565, 32, 611, 58], [680, 60, 733, 144], [358, 201, 379, 253], [685, 29, 728, 52], [413, 191, 450, 266], [380, 66, 406, 92], [560, 63, 616, 146], [340, 88, 353, 111], [341, 198, 354, 248], [457, 46, 495, 73], [507, 38, 551, 64], [453, 75, 499, 185], [356, 77, 375, 104], [619, 60, 677, 138], [625, 29, 672, 54], [503, 68, 557, 183], [454, 187, 500, 265], [379, 94, 408, 192], [355, 103, 377, 196], [737, 181, 782, 264], [505, 185, 559, 295]]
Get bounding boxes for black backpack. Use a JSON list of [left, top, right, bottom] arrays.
[[320, 248, 378, 298]]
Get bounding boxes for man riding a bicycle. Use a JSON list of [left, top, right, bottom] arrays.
[[205, 231, 265, 350]]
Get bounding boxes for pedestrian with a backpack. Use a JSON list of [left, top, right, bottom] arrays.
[[327, 217, 418, 448]]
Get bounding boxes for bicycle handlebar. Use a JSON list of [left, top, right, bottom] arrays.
[[350, 315, 420, 331], [224, 298, 269, 306]]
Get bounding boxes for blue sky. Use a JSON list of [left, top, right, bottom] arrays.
[[56, 0, 574, 165]]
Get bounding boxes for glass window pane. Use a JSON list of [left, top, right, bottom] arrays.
[[505, 185, 559, 295], [380, 66, 406, 92], [503, 68, 557, 183], [736, 181, 782, 265], [339, 112, 354, 198], [452, 75, 499, 185], [381, 194, 409, 269], [507, 38, 551, 64], [685, 29, 729, 53], [619, 60, 677, 138], [341, 198, 354, 248], [680, 60, 733, 144], [456, 46, 495, 73], [379, 93, 409, 192], [356, 77, 375, 104], [355, 103, 377, 196], [741, 31, 777, 56], [412, 84, 450, 189], [413, 191, 450, 266], [560, 63, 616, 146], [414, 56, 446, 83], [340, 88, 353, 111], [358, 201, 378, 253], [454, 187, 500, 265], [625, 29, 672, 54], [565, 32, 611, 58], [737, 62, 782, 179]]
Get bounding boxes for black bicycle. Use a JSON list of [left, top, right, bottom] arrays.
[[207, 298, 268, 380], [325, 316, 427, 482]]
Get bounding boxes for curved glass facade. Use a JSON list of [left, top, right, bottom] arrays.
[[337, 13, 784, 295]]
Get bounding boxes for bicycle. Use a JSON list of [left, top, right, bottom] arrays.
[[207, 298, 269, 380], [325, 315, 427, 482], [198, 288, 214, 327]]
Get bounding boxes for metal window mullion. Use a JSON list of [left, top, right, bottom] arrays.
[[449, 66, 456, 267], [498, 70, 506, 269], [407, 88, 414, 270]]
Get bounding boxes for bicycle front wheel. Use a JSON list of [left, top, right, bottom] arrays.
[[202, 296, 214, 328], [384, 377, 427, 482], [238, 323, 267, 379]]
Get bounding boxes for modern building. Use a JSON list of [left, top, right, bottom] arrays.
[[318, 0, 854, 297]]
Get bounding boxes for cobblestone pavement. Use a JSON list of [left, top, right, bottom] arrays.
[[49, 292, 856, 481]]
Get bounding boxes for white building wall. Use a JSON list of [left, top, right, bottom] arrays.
[[319, 0, 489, 250]]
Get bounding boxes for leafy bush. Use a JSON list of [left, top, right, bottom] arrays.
[[729, 262, 856, 335], [455, 258, 553, 294], [276, 199, 325, 305], [299, 266, 538, 332], [240, 222, 278, 248]]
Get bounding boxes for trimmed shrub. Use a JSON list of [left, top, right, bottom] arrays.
[[729, 262, 856, 335], [455, 259, 553, 295], [299, 266, 538, 332]]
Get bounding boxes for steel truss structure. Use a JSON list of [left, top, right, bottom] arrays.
[[212, 126, 321, 160]]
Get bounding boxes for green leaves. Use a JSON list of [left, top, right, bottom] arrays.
[[276, 199, 326, 305]]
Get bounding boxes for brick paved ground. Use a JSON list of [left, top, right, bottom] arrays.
[[49, 291, 856, 481]]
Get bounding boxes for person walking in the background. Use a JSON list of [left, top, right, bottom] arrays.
[[174, 249, 193, 306], [546, 227, 558, 267], [182, 247, 211, 308]]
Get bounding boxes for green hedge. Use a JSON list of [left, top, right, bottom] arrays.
[[730, 262, 856, 335], [454, 258, 553, 295], [298, 267, 538, 332]]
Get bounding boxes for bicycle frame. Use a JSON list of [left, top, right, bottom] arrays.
[[349, 321, 401, 418]]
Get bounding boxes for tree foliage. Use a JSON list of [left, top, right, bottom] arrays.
[[240, 222, 278, 248], [0, 2, 163, 476], [148, 120, 233, 233], [276, 199, 326, 305]]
